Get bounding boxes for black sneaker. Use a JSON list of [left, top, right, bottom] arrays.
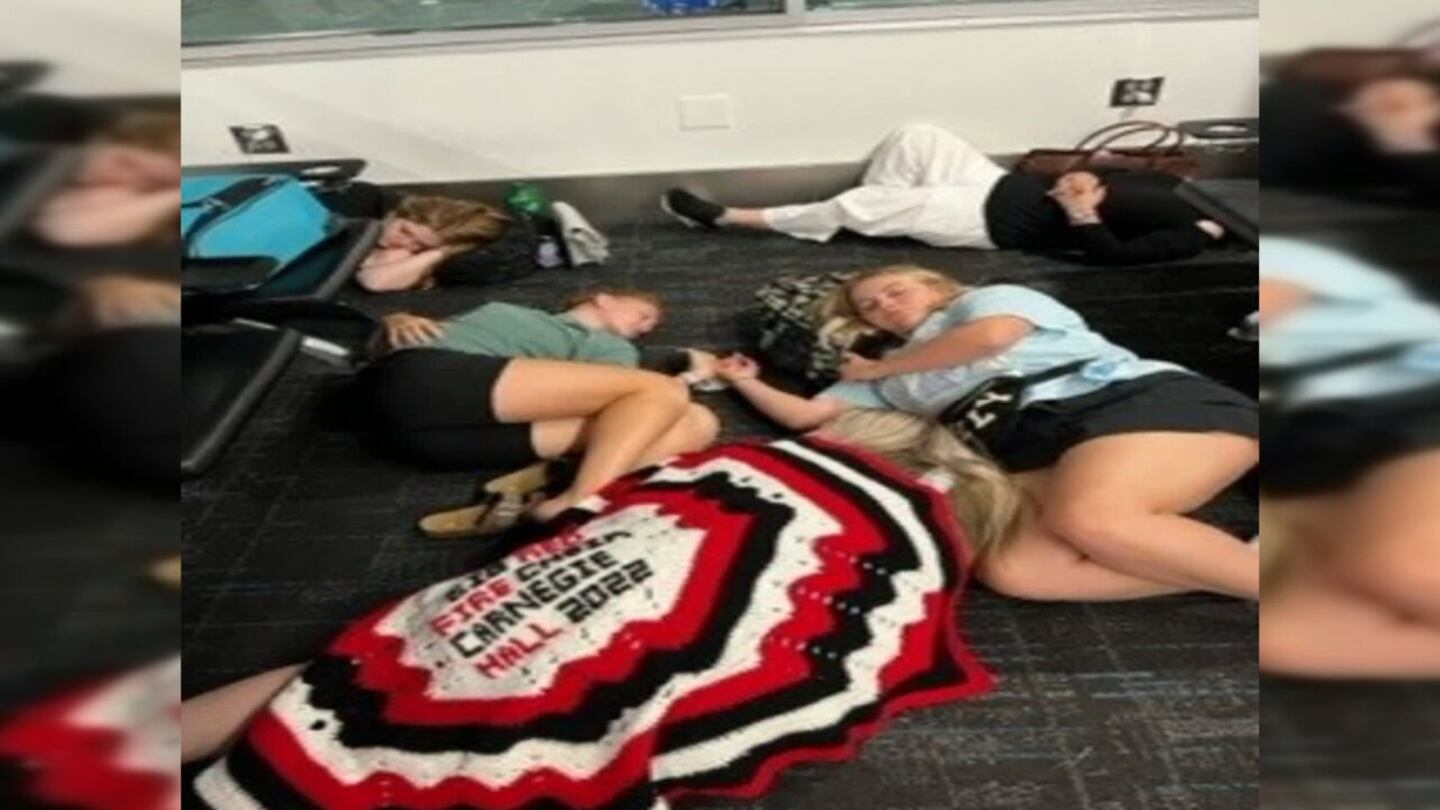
[[661, 189, 724, 229]]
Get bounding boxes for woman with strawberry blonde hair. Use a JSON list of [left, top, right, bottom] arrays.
[[354, 194, 513, 292]]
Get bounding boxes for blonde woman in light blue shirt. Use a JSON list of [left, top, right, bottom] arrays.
[[717, 265, 1259, 603]]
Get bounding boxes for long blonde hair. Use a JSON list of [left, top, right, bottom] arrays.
[[390, 195, 511, 252], [819, 408, 1024, 558], [819, 265, 969, 342]]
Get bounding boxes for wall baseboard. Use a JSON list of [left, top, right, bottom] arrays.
[[389, 145, 1257, 228]]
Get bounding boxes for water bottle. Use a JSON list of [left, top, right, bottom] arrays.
[[536, 236, 565, 269], [505, 182, 550, 220]]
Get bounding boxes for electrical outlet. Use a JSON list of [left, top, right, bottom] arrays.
[[1110, 77, 1165, 108], [229, 124, 290, 155]]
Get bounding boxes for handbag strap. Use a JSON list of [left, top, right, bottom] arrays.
[[1260, 341, 1422, 385], [181, 175, 280, 253], [1076, 120, 1181, 153], [1095, 123, 1186, 154], [937, 358, 1096, 427], [180, 175, 278, 210], [1073, 121, 1149, 150], [1018, 358, 1096, 386]]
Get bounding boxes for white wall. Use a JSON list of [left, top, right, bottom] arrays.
[[2, 0, 178, 95], [1262, 0, 1434, 54], [182, 16, 1258, 183]]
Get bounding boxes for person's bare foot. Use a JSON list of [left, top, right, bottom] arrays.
[[529, 493, 582, 524]]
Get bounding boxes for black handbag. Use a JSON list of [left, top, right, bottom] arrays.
[[939, 360, 1093, 453]]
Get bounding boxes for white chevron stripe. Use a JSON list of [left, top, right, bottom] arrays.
[[194, 756, 270, 810]]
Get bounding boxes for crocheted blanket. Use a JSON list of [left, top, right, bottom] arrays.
[[195, 437, 992, 809]]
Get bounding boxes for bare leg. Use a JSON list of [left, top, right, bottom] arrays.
[[977, 510, 1187, 602], [490, 359, 692, 520], [1262, 568, 1440, 678], [530, 403, 721, 469], [1324, 450, 1440, 624], [719, 207, 770, 229], [1042, 432, 1260, 599], [181, 664, 305, 763]]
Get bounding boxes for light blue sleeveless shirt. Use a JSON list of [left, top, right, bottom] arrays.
[[820, 285, 1184, 417]]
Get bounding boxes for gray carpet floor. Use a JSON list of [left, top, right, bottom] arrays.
[[182, 224, 1259, 808]]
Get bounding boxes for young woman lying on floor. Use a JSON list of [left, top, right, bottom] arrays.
[[715, 265, 1260, 601], [30, 110, 181, 247], [1257, 238, 1440, 678], [318, 184, 514, 292], [362, 288, 721, 526], [181, 409, 1012, 809], [662, 123, 1226, 266], [1263, 74, 1440, 204]]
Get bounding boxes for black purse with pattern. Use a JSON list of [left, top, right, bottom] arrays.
[[754, 272, 901, 386], [939, 360, 1092, 453]]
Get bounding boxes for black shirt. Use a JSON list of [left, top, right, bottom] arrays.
[[1261, 79, 1440, 205], [983, 169, 1214, 265]]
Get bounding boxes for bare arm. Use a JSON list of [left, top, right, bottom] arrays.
[[844, 316, 1032, 381], [33, 187, 181, 247], [1051, 172, 1220, 265], [76, 145, 181, 190], [1258, 280, 1312, 326], [1068, 219, 1219, 265], [181, 664, 306, 763], [1262, 578, 1440, 679], [731, 378, 850, 431], [381, 312, 447, 349], [356, 248, 450, 293], [718, 354, 850, 431]]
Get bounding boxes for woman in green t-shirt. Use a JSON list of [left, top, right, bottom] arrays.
[[361, 287, 720, 530]]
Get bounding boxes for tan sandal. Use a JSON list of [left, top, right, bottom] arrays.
[[419, 462, 554, 540], [150, 555, 181, 588], [418, 492, 543, 540], [480, 460, 553, 497]]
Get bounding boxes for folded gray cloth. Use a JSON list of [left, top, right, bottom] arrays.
[[552, 201, 610, 266]]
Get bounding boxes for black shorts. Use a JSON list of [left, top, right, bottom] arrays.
[[358, 349, 537, 470], [1263, 381, 1440, 496], [988, 372, 1260, 472]]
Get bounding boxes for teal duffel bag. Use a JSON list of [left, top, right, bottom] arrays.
[[181, 173, 343, 289]]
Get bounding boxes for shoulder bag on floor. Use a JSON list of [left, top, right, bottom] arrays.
[[181, 173, 343, 290], [755, 272, 901, 386], [1015, 121, 1200, 179]]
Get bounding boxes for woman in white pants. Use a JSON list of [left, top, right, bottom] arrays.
[[663, 123, 1225, 265]]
